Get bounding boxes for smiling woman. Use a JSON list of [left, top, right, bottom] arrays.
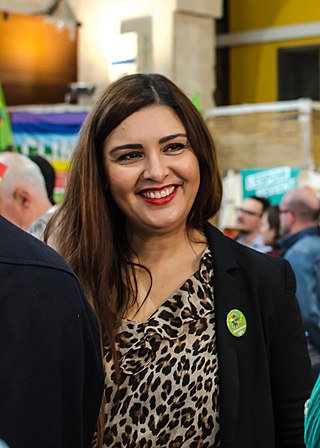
[[44, 73, 313, 448], [103, 105, 200, 237]]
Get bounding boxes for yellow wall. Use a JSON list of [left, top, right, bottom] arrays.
[[231, 37, 320, 104], [228, 0, 320, 104], [229, 0, 320, 32]]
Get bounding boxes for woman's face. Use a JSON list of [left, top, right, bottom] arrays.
[[103, 105, 200, 236]]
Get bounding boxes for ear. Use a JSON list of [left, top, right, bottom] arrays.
[[13, 188, 32, 210], [288, 210, 296, 226]]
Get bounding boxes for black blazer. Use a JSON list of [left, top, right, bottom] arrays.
[[0, 217, 104, 448], [204, 223, 313, 447]]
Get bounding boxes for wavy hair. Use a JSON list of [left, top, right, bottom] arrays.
[[45, 73, 222, 344]]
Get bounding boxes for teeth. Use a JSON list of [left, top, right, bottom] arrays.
[[142, 186, 175, 199]]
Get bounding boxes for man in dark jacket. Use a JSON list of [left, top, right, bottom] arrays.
[[0, 216, 104, 448]]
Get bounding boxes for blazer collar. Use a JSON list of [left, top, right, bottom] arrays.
[[204, 223, 241, 447]]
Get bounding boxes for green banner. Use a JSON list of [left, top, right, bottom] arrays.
[[0, 84, 14, 151], [241, 166, 301, 205]]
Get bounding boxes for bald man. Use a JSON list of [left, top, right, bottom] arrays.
[[0, 152, 54, 234], [279, 187, 320, 378]]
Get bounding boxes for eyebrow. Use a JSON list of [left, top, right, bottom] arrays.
[[109, 133, 188, 154], [158, 133, 187, 144], [109, 143, 142, 155]]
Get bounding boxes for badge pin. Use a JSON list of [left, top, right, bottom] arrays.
[[226, 309, 247, 337]]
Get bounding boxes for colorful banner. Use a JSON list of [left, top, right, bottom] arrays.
[[51, 160, 70, 203], [10, 110, 88, 160], [241, 166, 301, 204], [9, 106, 89, 200], [0, 84, 14, 151]]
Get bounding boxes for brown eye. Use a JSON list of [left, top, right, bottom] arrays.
[[163, 143, 185, 153], [118, 152, 143, 163]]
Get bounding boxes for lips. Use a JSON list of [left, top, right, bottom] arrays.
[[139, 185, 178, 205]]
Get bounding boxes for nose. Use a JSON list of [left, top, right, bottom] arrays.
[[142, 152, 169, 183]]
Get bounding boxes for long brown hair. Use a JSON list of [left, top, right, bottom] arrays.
[[45, 73, 222, 345]]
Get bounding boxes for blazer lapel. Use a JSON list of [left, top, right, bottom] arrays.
[[204, 223, 242, 447]]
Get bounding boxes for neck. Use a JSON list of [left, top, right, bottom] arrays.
[[289, 221, 318, 235], [128, 226, 206, 264], [239, 230, 260, 244], [35, 197, 52, 217], [125, 226, 208, 322], [24, 197, 52, 230]]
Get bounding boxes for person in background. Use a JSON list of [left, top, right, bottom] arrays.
[[0, 215, 104, 448], [0, 152, 52, 232], [304, 373, 320, 447], [28, 201, 58, 240], [45, 73, 313, 448], [27, 154, 59, 239], [261, 205, 282, 255], [235, 196, 270, 251], [279, 186, 320, 379], [28, 153, 56, 205]]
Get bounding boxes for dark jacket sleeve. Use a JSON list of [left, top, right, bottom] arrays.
[[270, 259, 313, 447], [0, 263, 104, 448]]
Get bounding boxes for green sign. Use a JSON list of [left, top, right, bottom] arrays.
[[241, 166, 301, 205], [0, 83, 14, 151]]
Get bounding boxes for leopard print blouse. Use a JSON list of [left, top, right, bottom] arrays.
[[100, 247, 220, 447]]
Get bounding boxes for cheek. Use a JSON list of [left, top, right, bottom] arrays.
[[108, 179, 126, 205], [181, 155, 200, 186], [105, 169, 122, 204], [0, 199, 10, 216], [106, 165, 125, 192], [107, 166, 138, 207], [279, 216, 286, 228]]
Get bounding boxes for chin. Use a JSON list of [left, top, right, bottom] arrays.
[[140, 218, 187, 235], [145, 222, 177, 232]]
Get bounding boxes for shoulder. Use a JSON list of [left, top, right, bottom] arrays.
[[204, 222, 294, 302], [0, 217, 88, 311], [292, 233, 320, 250], [0, 217, 97, 332], [286, 233, 320, 263], [205, 222, 288, 273], [0, 216, 72, 274], [205, 224, 301, 341]]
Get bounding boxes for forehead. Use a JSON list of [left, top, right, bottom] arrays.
[[242, 198, 263, 212], [106, 105, 185, 143]]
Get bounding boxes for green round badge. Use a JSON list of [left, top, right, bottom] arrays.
[[226, 309, 247, 337]]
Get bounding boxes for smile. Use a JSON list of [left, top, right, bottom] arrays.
[[139, 185, 178, 205], [141, 186, 176, 199]]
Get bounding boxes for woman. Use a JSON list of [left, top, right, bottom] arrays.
[[45, 73, 313, 447], [261, 204, 282, 255]]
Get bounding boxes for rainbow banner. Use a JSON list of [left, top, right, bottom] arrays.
[[9, 106, 89, 160], [8, 105, 90, 200], [0, 84, 14, 151]]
